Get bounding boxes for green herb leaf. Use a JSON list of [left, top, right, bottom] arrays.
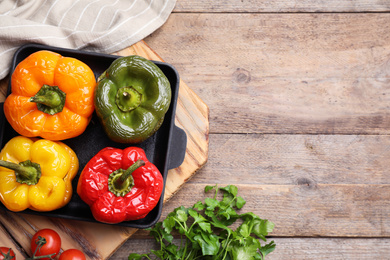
[[193, 200, 205, 211], [230, 236, 261, 260], [176, 208, 188, 222], [220, 185, 238, 196], [259, 241, 276, 259], [162, 215, 175, 234], [205, 185, 217, 193], [198, 222, 212, 233], [236, 196, 246, 209], [194, 233, 220, 256], [129, 184, 276, 260], [205, 197, 219, 210], [128, 253, 147, 260]]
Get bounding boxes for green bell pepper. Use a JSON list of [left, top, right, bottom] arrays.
[[95, 55, 172, 143]]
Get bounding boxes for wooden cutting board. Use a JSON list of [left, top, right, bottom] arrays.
[[0, 40, 209, 260]]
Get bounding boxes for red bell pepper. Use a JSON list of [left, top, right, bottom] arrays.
[[76, 147, 164, 224]]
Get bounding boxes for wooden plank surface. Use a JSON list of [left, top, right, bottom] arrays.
[[145, 13, 390, 134], [173, 1, 390, 12], [0, 41, 209, 259], [150, 183, 390, 237], [114, 237, 390, 259], [109, 9, 390, 260]]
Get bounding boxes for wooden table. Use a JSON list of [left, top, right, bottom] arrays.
[[110, 1, 390, 259], [1, 1, 390, 259]]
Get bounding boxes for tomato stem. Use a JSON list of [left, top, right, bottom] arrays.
[[29, 254, 56, 259], [25, 236, 57, 260], [0, 248, 15, 260]]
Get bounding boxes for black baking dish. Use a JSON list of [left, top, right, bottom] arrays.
[[0, 44, 187, 228]]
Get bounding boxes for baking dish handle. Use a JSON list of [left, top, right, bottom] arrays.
[[168, 125, 187, 170]]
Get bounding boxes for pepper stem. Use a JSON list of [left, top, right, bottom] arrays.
[[115, 86, 142, 112], [29, 84, 66, 115], [108, 159, 145, 197], [0, 160, 41, 185]]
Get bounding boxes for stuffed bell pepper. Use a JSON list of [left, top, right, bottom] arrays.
[[94, 55, 171, 144], [77, 146, 164, 224], [0, 136, 79, 212], [4, 50, 96, 141]]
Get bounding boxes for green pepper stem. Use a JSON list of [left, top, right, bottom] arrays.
[[117, 159, 145, 187], [115, 86, 142, 112], [0, 160, 29, 174], [108, 159, 145, 197], [29, 92, 61, 107], [0, 160, 41, 185], [29, 85, 66, 115]]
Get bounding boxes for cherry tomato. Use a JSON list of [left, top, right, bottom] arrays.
[[59, 249, 86, 260], [0, 247, 15, 260], [31, 229, 61, 260]]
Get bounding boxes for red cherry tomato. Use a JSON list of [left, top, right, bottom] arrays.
[[31, 229, 61, 260], [0, 247, 15, 260], [59, 249, 86, 260]]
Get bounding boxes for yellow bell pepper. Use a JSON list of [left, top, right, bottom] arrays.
[[0, 136, 79, 212]]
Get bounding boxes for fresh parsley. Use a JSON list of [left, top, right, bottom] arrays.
[[129, 184, 275, 260]]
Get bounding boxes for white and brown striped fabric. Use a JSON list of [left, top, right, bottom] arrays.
[[0, 0, 176, 79]]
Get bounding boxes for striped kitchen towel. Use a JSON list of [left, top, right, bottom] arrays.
[[0, 0, 176, 80]]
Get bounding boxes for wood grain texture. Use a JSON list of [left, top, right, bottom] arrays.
[[153, 183, 390, 237], [145, 13, 390, 134], [174, 0, 390, 12], [121, 131, 390, 238], [0, 41, 209, 259], [111, 133, 390, 257], [107, 11, 390, 259], [113, 237, 390, 259], [192, 134, 390, 185]]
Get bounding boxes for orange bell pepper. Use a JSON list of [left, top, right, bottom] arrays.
[[4, 50, 96, 141]]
